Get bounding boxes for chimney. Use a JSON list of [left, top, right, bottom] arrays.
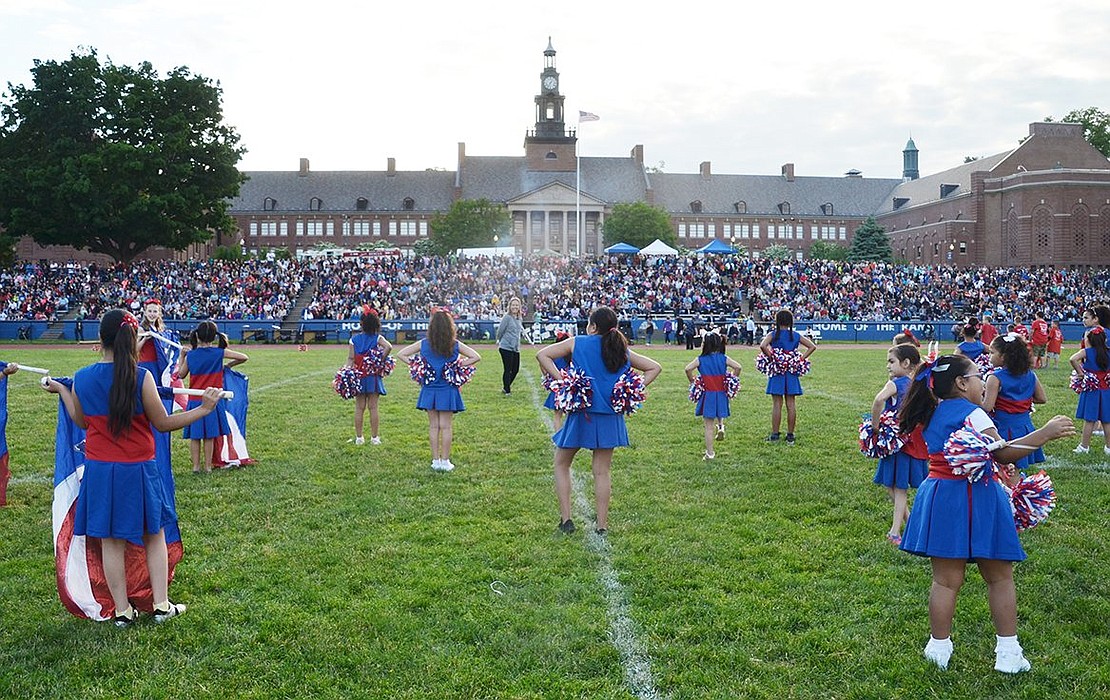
[[298, 158, 310, 177], [781, 163, 795, 182], [387, 158, 396, 177], [458, 142, 466, 165], [700, 161, 711, 177], [630, 144, 644, 165]]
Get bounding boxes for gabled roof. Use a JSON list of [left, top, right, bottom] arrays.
[[874, 151, 1011, 215], [230, 170, 457, 213], [459, 155, 647, 205]]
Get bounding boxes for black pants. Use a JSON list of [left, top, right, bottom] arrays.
[[500, 348, 520, 393]]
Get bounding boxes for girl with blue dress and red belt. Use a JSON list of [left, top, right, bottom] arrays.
[[954, 321, 985, 362], [759, 309, 816, 445], [983, 333, 1046, 471], [684, 332, 741, 460], [396, 310, 481, 472], [347, 308, 392, 445], [537, 307, 661, 535], [1069, 325, 1110, 454], [869, 343, 927, 545], [176, 320, 248, 473], [897, 354, 1074, 674], [43, 309, 223, 626]]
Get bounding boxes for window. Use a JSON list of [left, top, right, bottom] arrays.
[[838, 226, 846, 240], [356, 197, 369, 210], [295, 221, 304, 236], [690, 201, 702, 214], [279, 222, 288, 237], [342, 220, 350, 236], [325, 220, 335, 236], [307, 221, 323, 236], [373, 221, 381, 237], [388, 221, 398, 237], [707, 223, 716, 238], [752, 224, 760, 239], [403, 197, 415, 211], [263, 197, 277, 211], [821, 202, 834, 215], [734, 201, 747, 214], [353, 221, 370, 236], [959, 241, 967, 254], [309, 197, 323, 211], [249, 221, 258, 236], [778, 202, 791, 215], [400, 221, 417, 237], [419, 221, 428, 237], [261, 222, 277, 237], [545, 151, 558, 160], [739, 224, 750, 239], [723, 224, 732, 237], [810, 225, 818, 239], [679, 223, 687, 238]]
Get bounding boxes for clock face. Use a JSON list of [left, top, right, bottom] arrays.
[[543, 76, 557, 90]]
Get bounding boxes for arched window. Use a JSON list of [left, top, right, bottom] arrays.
[[778, 202, 791, 215], [545, 151, 558, 160], [690, 200, 702, 214], [263, 197, 277, 211], [309, 197, 323, 211], [356, 197, 369, 211], [733, 201, 747, 214], [820, 202, 833, 216], [403, 197, 415, 211]]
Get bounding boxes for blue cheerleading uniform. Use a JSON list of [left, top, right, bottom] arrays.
[[73, 364, 174, 546], [139, 330, 181, 543], [900, 398, 1025, 562], [182, 347, 231, 439], [416, 339, 465, 412], [543, 356, 570, 410], [990, 368, 1044, 470], [765, 330, 804, 396], [956, 340, 985, 361], [552, 335, 630, 449], [350, 333, 387, 395], [872, 375, 928, 489], [1076, 348, 1110, 422], [695, 353, 730, 419]]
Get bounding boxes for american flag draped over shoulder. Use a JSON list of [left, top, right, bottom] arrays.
[[52, 377, 183, 619], [153, 330, 188, 412], [211, 367, 254, 468], [0, 361, 10, 506]]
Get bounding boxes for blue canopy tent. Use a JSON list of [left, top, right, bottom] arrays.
[[696, 239, 737, 254], [604, 242, 640, 255]]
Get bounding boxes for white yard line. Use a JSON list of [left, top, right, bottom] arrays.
[[251, 369, 335, 394], [522, 366, 667, 700]]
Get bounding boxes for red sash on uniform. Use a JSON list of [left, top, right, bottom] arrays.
[[702, 375, 725, 392], [928, 452, 995, 482], [993, 396, 1032, 414]]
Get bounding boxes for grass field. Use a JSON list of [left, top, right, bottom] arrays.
[[1, 342, 1108, 699]]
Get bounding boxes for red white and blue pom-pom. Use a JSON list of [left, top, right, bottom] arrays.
[[362, 346, 396, 377], [943, 422, 1004, 483], [333, 366, 363, 400], [974, 353, 994, 376], [408, 355, 435, 385], [858, 410, 905, 458], [542, 372, 558, 393], [443, 360, 476, 387], [724, 372, 741, 398], [756, 349, 810, 376], [552, 367, 593, 413], [1069, 370, 1100, 394], [1004, 470, 1057, 531], [781, 350, 811, 376], [611, 370, 647, 415], [688, 376, 705, 403], [755, 352, 774, 376]]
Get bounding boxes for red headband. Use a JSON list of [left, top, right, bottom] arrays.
[[144, 298, 162, 307], [121, 312, 140, 330], [1091, 326, 1106, 336]]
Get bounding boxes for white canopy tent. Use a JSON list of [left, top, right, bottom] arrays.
[[638, 239, 680, 256]]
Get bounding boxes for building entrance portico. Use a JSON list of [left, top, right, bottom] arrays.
[[508, 182, 606, 255]]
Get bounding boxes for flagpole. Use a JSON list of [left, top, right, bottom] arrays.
[[575, 111, 600, 256]]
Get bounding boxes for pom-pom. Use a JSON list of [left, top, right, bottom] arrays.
[[408, 355, 435, 385], [551, 367, 593, 413], [756, 349, 810, 377], [943, 421, 1005, 482], [1006, 469, 1057, 531], [611, 370, 647, 415], [361, 346, 395, 377], [723, 372, 741, 399], [1069, 370, 1100, 394], [542, 372, 558, 393], [333, 367, 363, 400], [688, 376, 705, 403], [858, 410, 905, 458], [973, 353, 994, 376], [443, 360, 476, 387]]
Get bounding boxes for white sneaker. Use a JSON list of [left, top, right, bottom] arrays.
[[442, 460, 456, 472], [354, 436, 365, 446], [431, 459, 445, 471], [923, 637, 953, 670], [994, 649, 1031, 674], [1104, 446, 1110, 456], [1074, 444, 1090, 454], [370, 436, 381, 445]]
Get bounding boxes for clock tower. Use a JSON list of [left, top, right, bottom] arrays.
[[525, 38, 577, 170]]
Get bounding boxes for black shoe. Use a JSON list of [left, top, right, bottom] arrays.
[[785, 433, 796, 446], [595, 528, 608, 537], [558, 519, 576, 534], [152, 601, 187, 623], [112, 607, 136, 628], [765, 432, 781, 442]]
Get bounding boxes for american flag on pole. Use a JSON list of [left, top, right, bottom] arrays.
[[211, 367, 254, 468], [579, 111, 600, 122], [52, 377, 183, 620], [153, 330, 188, 412], [0, 361, 10, 506]]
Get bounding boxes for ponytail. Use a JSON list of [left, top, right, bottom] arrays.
[[991, 333, 1030, 375], [898, 354, 974, 434], [101, 309, 139, 437], [589, 306, 628, 373]]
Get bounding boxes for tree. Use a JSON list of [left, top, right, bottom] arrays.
[[761, 244, 793, 261], [427, 198, 510, 256], [0, 49, 244, 262], [808, 241, 848, 261], [602, 201, 676, 249], [847, 216, 893, 263]]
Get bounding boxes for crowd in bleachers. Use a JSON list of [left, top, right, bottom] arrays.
[[2, 254, 1108, 324]]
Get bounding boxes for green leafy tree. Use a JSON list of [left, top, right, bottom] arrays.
[[1058, 107, 1110, 158], [427, 198, 510, 256], [602, 201, 676, 249], [0, 49, 245, 262], [847, 216, 893, 263], [761, 244, 793, 261], [808, 241, 848, 261]]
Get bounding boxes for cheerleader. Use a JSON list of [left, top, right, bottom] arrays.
[[537, 307, 661, 535], [759, 309, 816, 445], [869, 344, 927, 544], [42, 309, 223, 626], [953, 321, 985, 362], [542, 330, 572, 433], [396, 310, 481, 472], [0, 361, 19, 507], [1069, 325, 1110, 454], [176, 321, 248, 473], [684, 331, 741, 460], [982, 334, 1046, 470], [898, 354, 1074, 673], [347, 308, 392, 445]]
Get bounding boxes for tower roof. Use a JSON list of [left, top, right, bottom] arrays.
[[904, 137, 918, 152]]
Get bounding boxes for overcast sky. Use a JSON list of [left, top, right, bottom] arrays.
[[2, 0, 1108, 180]]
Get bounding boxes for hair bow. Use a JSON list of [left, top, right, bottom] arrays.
[[144, 298, 162, 307], [902, 328, 915, 339], [1091, 326, 1105, 336], [121, 312, 140, 330], [1002, 333, 1020, 342]]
